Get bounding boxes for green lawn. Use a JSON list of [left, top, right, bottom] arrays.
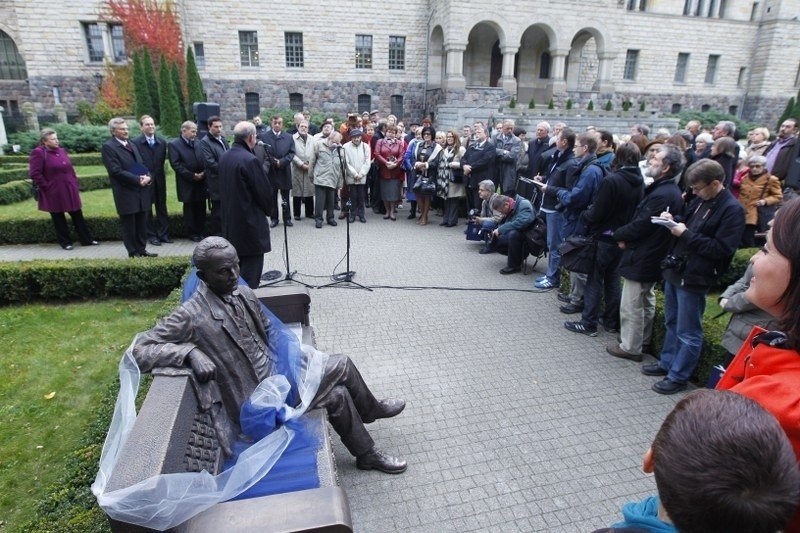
[[0, 167, 182, 220], [0, 299, 165, 530]]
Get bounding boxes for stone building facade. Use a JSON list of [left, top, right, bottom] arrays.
[[1, 0, 799, 131]]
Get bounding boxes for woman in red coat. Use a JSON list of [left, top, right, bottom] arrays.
[[28, 128, 98, 250], [374, 125, 405, 220], [717, 197, 800, 532]]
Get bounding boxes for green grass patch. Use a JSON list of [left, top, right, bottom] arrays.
[[0, 299, 165, 531]]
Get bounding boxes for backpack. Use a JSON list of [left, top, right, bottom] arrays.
[[523, 215, 548, 259]]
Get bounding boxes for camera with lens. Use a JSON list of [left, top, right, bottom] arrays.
[[660, 254, 686, 272], [468, 208, 480, 219]]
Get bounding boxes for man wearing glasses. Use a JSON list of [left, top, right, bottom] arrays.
[[640, 159, 744, 395]]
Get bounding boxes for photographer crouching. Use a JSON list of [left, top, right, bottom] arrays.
[[641, 159, 745, 395], [484, 193, 535, 275], [471, 180, 502, 254]]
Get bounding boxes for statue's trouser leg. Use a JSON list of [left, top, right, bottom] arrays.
[[310, 354, 380, 456]]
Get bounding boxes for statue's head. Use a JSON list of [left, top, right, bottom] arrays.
[[194, 237, 240, 296]]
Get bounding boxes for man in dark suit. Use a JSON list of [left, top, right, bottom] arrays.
[[262, 115, 296, 227], [526, 121, 551, 178], [168, 121, 207, 242], [461, 123, 496, 213], [200, 115, 228, 236], [132, 115, 171, 246], [218, 121, 274, 288], [101, 117, 157, 258]]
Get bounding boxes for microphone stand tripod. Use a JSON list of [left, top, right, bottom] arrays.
[[261, 199, 315, 289], [319, 147, 372, 291]]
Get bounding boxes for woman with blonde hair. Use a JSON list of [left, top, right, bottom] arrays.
[[28, 128, 98, 250]]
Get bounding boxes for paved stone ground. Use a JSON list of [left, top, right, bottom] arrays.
[[1, 209, 691, 532]]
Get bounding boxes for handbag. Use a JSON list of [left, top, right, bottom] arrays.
[[557, 234, 596, 274], [755, 181, 777, 233], [413, 176, 436, 194]]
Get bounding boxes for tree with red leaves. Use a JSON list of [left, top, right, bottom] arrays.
[[106, 0, 183, 65]]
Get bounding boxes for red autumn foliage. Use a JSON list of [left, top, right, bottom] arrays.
[[106, 0, 183, 65], [99, 64, 132, 110]]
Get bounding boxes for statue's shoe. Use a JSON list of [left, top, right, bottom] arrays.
[[356, 448, 407, 474], [363, 399, 405, 423]]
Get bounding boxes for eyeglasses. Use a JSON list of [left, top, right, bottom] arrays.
[[748, 164, 764, 168], [691, 182, 711, 193]]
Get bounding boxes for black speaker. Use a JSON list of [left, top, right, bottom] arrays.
[[193, 102, 220, 138]]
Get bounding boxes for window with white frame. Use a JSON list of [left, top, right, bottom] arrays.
[[239, 31, 259, 67], [194, 42, 205, 68], [355, 34, 372, 69], [674, 53, 690, 83], [623, 49, 639, 81], [285, 32, 304, 68], [704, 54, 719, 85], [388, 36, 405, 70]]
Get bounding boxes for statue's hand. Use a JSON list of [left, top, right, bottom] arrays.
[[188, 349, 216, 382]]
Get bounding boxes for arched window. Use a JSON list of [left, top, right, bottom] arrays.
[[0, 31, 27, 80]]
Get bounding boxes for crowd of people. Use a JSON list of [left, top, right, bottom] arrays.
[[54, 109, 800, 529]]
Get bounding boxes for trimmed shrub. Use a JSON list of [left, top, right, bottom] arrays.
[[0, 256, 190, 304], [0, 213, 192, 244], [0, 166, 31, 185], [587, 100, 594, 111], [0, 180, 34, 205], [186, 48, 205, 112], [7, 126, 109, 154]]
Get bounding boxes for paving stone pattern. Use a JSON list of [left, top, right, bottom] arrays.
[[1, 211, 689, 532]]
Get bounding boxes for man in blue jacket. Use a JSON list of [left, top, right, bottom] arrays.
[[489, 194, 535, 274]]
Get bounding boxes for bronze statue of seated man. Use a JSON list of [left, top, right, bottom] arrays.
[[132, 236, 406, 474]]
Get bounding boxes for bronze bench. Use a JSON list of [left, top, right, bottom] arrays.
[[104, 286, 352, 533]]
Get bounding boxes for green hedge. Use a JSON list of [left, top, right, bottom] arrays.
[[559, 246, 758, 385], [0, 165, 29, 184], [17, 281, 186, 532], [0, 152, 104, 167], [6, 124, 111, 154], [0, 213, 195, 244], [0, 174, 110, 206], [0, 256, 191, 304], [0, 179, 34, 205]]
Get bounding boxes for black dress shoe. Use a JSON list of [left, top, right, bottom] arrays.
[[149, 239, 162, 246], [315, 220, 323, 229], [500, 266, 521, 275], [557, 293, 571, 303], [359, 216, 366, 223], [641, 363, 668, 377], [294, 215, 302, 221], [652, 378, 687, 395], [407, 212, 416, 219], [559, 303, 583, 314], [141, 251, 159, 257], [161, 237, 174, 244], [270, 219, 279, 228], [356, 448, 407, 474], [62, 244, 74, 250], [348, 217, 355, 223], [285, 219, 294, 227], [327, 219, 338, 227], [85, 240, 100, 246]]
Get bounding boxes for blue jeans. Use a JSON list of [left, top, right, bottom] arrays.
[[581, 240, 622, 329], [658, 280, 707, 384], [544, 210, 563, 282]]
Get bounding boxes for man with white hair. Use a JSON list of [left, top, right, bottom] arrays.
[[217, 121, 273, 288], [526, 121, 551, 178]]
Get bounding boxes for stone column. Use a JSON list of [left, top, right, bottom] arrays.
[[22, 102, 39, 132], [0, 107, 7, 155], [547, 49, 568, 94], [592, 52, 616, 93], [499, 45, 519, 94], [443, 43, 466, 90]]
